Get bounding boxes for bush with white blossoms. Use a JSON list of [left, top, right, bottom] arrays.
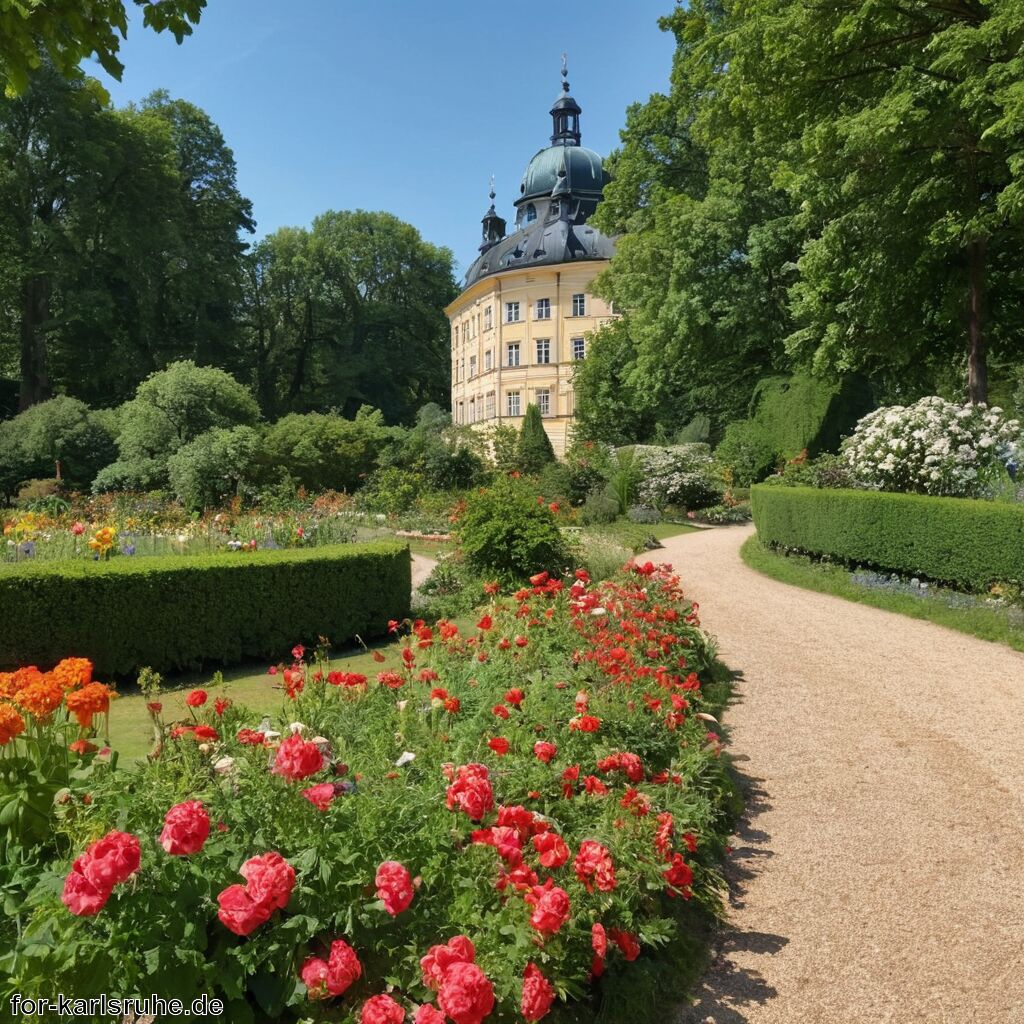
[[628, 444, 724, 511], [841, 397, 1023, 498]]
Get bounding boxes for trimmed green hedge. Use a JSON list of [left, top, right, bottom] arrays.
[[751, 485, 1024, 589], [0, 542, 411, 675]]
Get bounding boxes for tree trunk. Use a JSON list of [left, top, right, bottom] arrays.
[[18, 274, 51, 411], [967, 238, 987, 405]]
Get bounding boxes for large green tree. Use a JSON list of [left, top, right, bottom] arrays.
[[0, 0, 205, 95], [0, 69, 253, 409], [240, 211, 458, 423]]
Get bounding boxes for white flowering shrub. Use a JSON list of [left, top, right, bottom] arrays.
[[627, 443, 724, 510], [841, 397, 1023, 498]]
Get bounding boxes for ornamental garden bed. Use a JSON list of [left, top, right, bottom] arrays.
[[0, 563, 738, 1024]]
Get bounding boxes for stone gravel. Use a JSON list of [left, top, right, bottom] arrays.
[[662, 524, 1024, 1024]]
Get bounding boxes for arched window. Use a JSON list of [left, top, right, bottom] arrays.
[[525, 204, 537, 223]]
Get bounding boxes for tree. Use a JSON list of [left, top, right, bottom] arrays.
[[719, 0, 1024, 404], [0, 0, 206, 96], [95, 361, 259, 490], [239, 211, 458, 422], [167, 424, 261, 511], [517, 404, 556, 474]]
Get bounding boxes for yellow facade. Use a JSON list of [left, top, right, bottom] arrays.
[[446, 263, 614, 456]]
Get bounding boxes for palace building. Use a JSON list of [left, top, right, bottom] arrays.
[[446, 62, 617, 456]]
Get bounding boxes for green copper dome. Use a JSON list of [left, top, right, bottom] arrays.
[[519, 144, 608, 205]]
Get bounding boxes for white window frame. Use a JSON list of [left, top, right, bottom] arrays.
[[505, 301, 520, 323], [507, 391, 521, 417], [572, 336, 586, 360], [535, 298, 551, 320], [507, 343, 520, 367], [486, 392, 496, 419], [484, 349, 492, 372], [469, 355, 477, 379], [572, 293, 586, 317], [536, 389, 551, 416], [535, 339, 551, 364], [484, 306, 493, 329]]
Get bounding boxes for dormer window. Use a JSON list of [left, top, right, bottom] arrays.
[[525, 204, 538, 224], [550, 200, 560, 218]]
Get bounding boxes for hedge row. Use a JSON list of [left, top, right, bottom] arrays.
[[751, 485, 1024, 589], [0, 542, 411, 675]]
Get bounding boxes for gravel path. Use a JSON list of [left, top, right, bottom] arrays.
[[411, 553, 437, 592], [660, 523, 1024, 1024]]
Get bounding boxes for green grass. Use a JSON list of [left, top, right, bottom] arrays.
[[105, 612, 477, 762], [580, 519, 699, 546], [742, 534, 1024, 653]]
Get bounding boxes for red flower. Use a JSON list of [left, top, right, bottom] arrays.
[[292, 643, 306, 660], [214, 697, 231, 716], [529, 572, 549, 586], [185, 689, 207, 707], [68, 738, 97, 755], [302, 783, 337, 811], [514, 636, 529, 648], [375, 860, 414, 916], [663, 852, 694, 897], [583, 775, 608, 796], [521, 963, 556, 1021], [324, 938, 362, 996], [437, 962, 495, 1024], [361, 993, 406, 1024], [569, 715, 601, 733], [532, 832, 569, 868], [61, 862, 110, 916], [504, 688, 525, 707], [446, 763, 494, 821], [378, 670, 405, 690], [159, 800, 210, 856], [301, 955, 330, 999], [476, 614, 493, 631], [574, 841, 616, 893], [492, 704, 510, 720], [239, 851, 295, 911], [471, 826, 523, 865], [590, 922, 607, 977], [78, 831, 140, 892], [273, 733, 325, 781], [237, 727, 266, 746], [487, 737, 509, 757], [483, 580, 500, 595], [193, 724, 219, 741], [217, 883, 272, 936], [421, 935, 476, 990], [414, 1006, 445, 1024], [525, 878, 571, 935], [533, 741, 557, 763], [609, 927, 641, 961], [146, 701, 162, 714]]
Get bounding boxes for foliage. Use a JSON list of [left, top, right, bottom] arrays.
[[714, 422, 778, 487], [378, 405, 487, 493], [239, 212, 458, 421], [457, 479, 571, 585], [357, 467, 424, 517], [840, 397, 1022, 498], [262, 409, 390, 494], [579, 489, 620, 527], [0, 1, 206, 95], [167, 426, 263, 512], [607, 449, 640, 517], [96, 362, 261, 492], [690, 502, 752, 525], [517, 405, 556, 475], [0, 542, 411, 675], [630, 445, 723, 512], [751, 485, 1024, 590], [562, 440, 614, 506], [742, 535, 1024, 654], [2, 566, 736, 1023], [0, 72, 253, 409], [0, 398, 117, 498], [486, 423, 521, 474], [763, 453, 855, 492]]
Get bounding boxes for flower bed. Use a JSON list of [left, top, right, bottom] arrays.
[[2, 565, 737, 1023], [0, 542, 411, 675]]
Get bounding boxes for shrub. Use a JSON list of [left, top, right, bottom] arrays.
[[517, 404, 556, 474], [841, 396, 1022, 498], [752, 485, 1024, 589], [579, 487, 620, 525], [167, 426, 263, 512], [0, 542, 411, 675], [0, 397, 117, 497], [631, 444, 723, 511], [359, 466, 424, 516], [536, 461, 574, 504], [764, 452, 856, 490], [261, 409, 389, 492], [5, 567, 735, 1023], [457, 479, 570, 584], [715, 421, 779, 486], [563, 438, 613, 503]]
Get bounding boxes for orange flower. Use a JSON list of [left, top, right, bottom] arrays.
[[52, 658, 94, 690], [65, 682, 114, 729], [14, 675, 64, 720], [0, 703, 26, 745], [0, 672, 17, 700], [68, 738, 98, 755]]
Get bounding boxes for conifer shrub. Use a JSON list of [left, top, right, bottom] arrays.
[[517, 404, 556, 474]]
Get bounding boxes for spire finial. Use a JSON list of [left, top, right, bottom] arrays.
[[561, 52, 569, 93], [488, 174, 495, 202]]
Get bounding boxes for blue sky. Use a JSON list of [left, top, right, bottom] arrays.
[[97, 0, 676, 276]]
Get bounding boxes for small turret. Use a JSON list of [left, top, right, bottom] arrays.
[[479, 177, 506, 253]]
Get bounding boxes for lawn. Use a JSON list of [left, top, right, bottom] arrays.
[[741, 534, 1024, 653], [105, 613, 477, 761]]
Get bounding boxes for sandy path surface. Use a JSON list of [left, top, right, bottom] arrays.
[[411, 553, 436, 592], [661, 524, 1024, 1024]]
